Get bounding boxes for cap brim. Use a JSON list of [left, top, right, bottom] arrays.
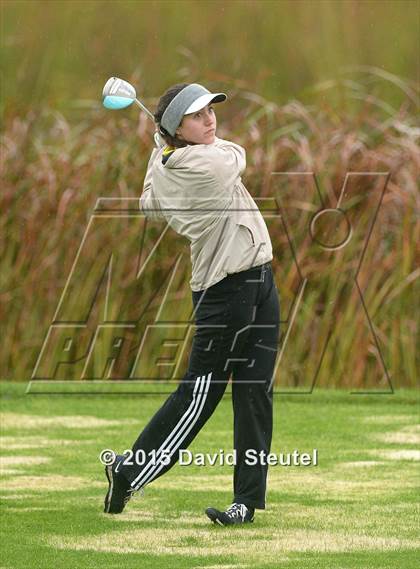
[[184, 93, 227, 115]]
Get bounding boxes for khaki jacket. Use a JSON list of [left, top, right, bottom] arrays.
[[139, 137, 273, 291]]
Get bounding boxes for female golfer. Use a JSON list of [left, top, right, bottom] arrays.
[[104, 82, 280, 526]]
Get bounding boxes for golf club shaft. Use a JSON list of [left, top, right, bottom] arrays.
[[134, 99, 155, 122], [134, 98, 164, 148]]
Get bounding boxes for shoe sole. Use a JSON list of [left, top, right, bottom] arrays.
[[104, 464, 114, 513]]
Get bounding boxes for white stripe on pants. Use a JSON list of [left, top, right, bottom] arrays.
[[132, 372, 212, 490]]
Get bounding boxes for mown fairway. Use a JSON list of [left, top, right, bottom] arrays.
[[1, 383, 419, 568]]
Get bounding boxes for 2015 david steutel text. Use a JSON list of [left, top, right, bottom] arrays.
[[116, 448, 318, 467]]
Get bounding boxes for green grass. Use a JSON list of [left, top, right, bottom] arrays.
[[1, 382, 419, 568]]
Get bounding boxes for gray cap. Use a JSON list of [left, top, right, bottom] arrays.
[[160, 83, 227, 136]]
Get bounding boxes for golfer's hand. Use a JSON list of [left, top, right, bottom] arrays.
[[154, 131, 165, 148]]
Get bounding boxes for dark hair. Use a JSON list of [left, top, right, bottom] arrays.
[[154, 83, 189, 148]]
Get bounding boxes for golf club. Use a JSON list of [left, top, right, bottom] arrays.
[[102, 77, 164, 147]]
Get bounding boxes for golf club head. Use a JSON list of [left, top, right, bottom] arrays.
[[102, 77, 136, 110]]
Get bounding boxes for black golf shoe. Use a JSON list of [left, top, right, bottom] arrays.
[[104, 455, 134, 514], [205, 502, 255, 526]]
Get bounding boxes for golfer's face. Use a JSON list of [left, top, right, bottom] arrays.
[[176, 105, 217, 145]]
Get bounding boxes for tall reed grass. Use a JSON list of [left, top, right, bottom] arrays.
[[1, 71, 418, 388]]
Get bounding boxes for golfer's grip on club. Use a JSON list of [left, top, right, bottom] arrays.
[[153, 131, 166, 149]]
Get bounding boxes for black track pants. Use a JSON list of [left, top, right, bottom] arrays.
[[122, 262, 280, 509]]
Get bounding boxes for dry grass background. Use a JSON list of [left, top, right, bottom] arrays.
[[1, 71, 419, 386]]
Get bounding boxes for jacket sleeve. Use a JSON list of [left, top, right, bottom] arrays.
[[202, 137, 246, 190], [139, 148, 166, 220]]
